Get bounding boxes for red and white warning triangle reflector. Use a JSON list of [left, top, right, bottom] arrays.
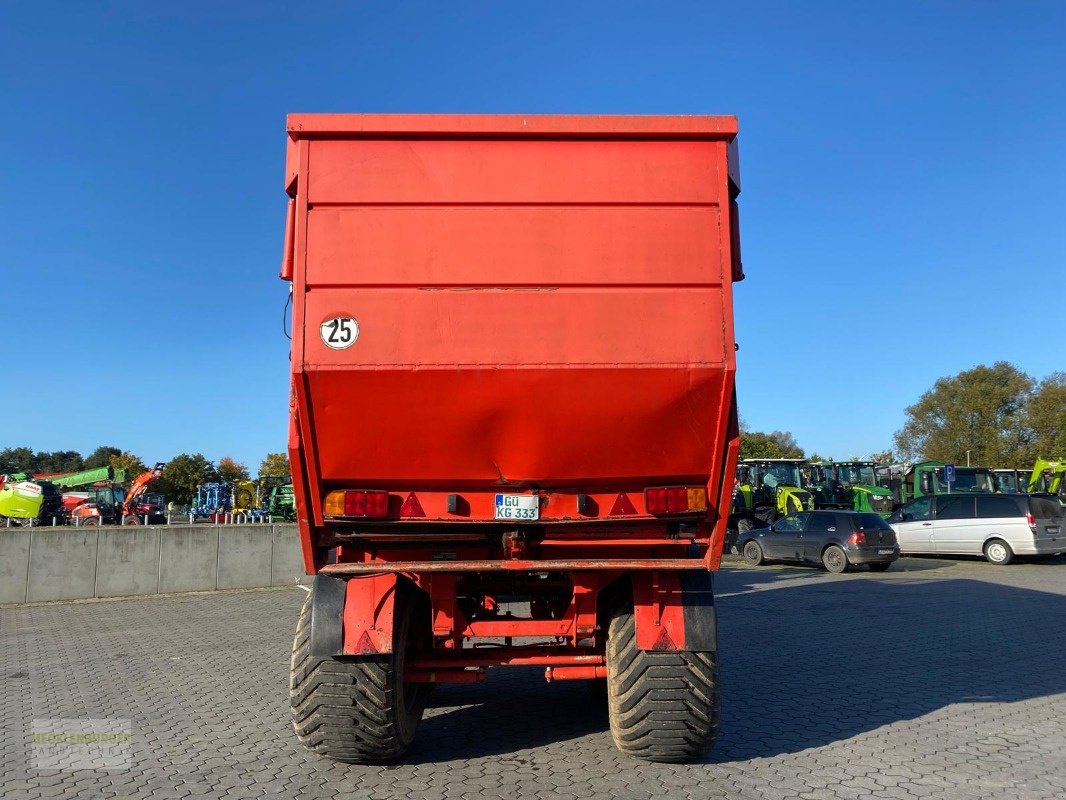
[[399, 492, 426, 518], [609, 493, 638, 516]]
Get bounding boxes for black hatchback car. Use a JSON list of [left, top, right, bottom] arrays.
[[739, 510, 900, 573]]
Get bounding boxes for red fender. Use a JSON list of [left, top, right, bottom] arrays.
[[342, 573, 398, 655], [631, 570, 717, 652], [632, 572, 687, 651]]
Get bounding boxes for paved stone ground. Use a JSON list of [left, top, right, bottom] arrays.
[[3, 555, 1066, 800]]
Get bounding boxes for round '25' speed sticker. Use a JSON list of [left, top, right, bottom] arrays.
[[320, 316, 359, 350]]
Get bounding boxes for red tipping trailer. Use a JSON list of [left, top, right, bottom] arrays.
[[282, 114, 743, 763]]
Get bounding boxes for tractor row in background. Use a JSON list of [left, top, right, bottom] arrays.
[[0, 464, 166, 526], [993, 458, 1065, 502], [809, 461, 895, 516], [7, 455, 1055, 532], [729, 458, 814, 540], [185, 475, 296, 522], [726, 456, 1065, 549], [727, 457, 894, 543]]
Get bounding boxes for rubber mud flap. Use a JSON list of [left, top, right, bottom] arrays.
[[309, 574, 345, 656], [680, 570, 717, 652]]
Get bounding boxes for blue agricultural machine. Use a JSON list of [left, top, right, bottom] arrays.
[[189, 482, 233, 520], [189, 480, 269, 521]]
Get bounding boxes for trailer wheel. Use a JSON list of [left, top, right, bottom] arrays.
[[605, 605, 719, 763], [289, 582, 430, 763]]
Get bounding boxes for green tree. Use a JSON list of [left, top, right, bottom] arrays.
[[739, 430, 804, 460], [893, 362, 1034, 465], [158, 453, 218, 505], [1028, 372, 1066, 459], [0, 448, 38, 473], [84, 445, 123, 470], [217, 456, 250, 485], [0, 446, 37, 474], [109, 452, 148, 484], [740, 432, 781, 459], [258, 452, 290, 479], [769, 430, 804, 458], [35, 450, 85, 474]]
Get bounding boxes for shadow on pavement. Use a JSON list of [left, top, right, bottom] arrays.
[[402, 562, 1066, 763], [404, 671, 608, 763], [723, 554, 962, 576], [705, 564, 1066, 762]]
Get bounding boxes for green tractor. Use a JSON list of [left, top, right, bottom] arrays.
[[259, 474, 296, 521], [729, 458, 815, 543], [1027, 458, 1065, 503], [808, 461, 894, 517], [876, 459, 996, 510], [993, 468, 1032, 494], [269, 483, 296, 521]]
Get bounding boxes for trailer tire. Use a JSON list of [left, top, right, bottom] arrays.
[[605, 605, 719, 763], [289, 582, 429, 763]]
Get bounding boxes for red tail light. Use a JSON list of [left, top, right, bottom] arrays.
[[343, 490, 389, 517], [1027, 512, 1037, 533], [847, 531, 866, 545], [645, 488, 664, 514], [644, 486, 708, 515]]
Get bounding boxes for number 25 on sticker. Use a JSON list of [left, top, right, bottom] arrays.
[[319, 317, 359, 349]]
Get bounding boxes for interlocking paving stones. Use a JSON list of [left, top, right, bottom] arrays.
[[3, 555, 1066, 799]]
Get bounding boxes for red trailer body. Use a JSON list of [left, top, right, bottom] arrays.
[[282, 114, 743, 764]]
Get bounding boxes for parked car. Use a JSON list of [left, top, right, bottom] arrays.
[[739, 510, 900, 573], [888, 493, 1066, 565]]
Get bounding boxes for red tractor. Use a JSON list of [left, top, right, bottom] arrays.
[[66, 463, 166, 526]]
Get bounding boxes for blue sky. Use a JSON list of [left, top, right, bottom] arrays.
[[2, 1, 1064, 470]]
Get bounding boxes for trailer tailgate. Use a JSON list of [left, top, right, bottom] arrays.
[[285, 114, 740, 513]]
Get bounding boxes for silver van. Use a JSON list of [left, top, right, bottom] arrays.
[[888, 493, 1065, 565]]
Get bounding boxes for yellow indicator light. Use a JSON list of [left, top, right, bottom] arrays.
[[687, 487, 708, 512], [324, 491, 345, 517]]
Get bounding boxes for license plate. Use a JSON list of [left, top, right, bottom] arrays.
[[494, 493, 539, 521], [878, 548, 894, 555], [1046, 527, 1060, 535]]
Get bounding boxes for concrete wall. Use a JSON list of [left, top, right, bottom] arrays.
[[0, 529, 32, 604], [2, 524, 304, 604]]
